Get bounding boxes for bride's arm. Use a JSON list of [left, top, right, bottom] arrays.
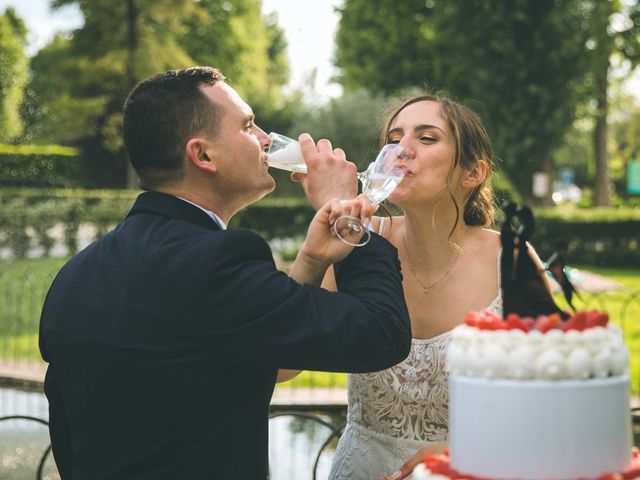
[[276, 369, 302, 382]]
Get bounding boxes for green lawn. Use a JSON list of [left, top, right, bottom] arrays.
[[0, 257, 66, 361], [2, 258, 638, 392], [553, 265, 640, 393]]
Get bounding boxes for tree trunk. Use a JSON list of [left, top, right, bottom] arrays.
[[125, 0, 139, 190], [591, 0, 613, 208], [593, 67, 611, 207]]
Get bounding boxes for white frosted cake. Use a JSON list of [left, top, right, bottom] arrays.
[[412, 310, 635, 480]]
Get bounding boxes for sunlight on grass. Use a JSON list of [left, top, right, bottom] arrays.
[[276, 371, 347, 389], [0, 333, 42, 361]]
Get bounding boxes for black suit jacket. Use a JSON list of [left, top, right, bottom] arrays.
[[39, 191, 411, 479]]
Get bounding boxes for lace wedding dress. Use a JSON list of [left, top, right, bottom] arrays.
[[329, 268, 502, 479]]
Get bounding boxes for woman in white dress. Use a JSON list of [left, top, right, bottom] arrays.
[[280, 93, 546, 480], [327, 93, 503, 480]]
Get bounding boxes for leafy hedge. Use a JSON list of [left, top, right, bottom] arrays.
[[530, 207, 640, 267], [0, 188, 314, 259], [0, 144, 82, 187], [0, 188, 638, 265]]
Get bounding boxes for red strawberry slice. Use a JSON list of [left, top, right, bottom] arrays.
[[565, 311, 588, 331], [586, 310, 609, 328], [424, 454, 447, 470], [506, 313, 530, 332], [622, 470, 640, 480], [535, 313, 562, 333], [521, 316, 535, 330], [465, 311, 482, 327], [598, 474, 623, 480]]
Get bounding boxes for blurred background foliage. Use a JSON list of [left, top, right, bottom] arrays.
[[1, 0, 640, 209], [1, 187, 637, 265]]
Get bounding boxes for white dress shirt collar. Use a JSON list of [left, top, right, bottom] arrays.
[[175, 196, 227, 230]]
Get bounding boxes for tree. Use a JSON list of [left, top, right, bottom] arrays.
[[20, 35, 107, 145], [289, 89, 389, 169], [44, 0, 202, 186], [607, 83, 640, 201], [335, 0, 432, 94], [180, 0, 291, 133], [335, 0, 597, 202], [586, 0, 640, 206], [24, 0, 291, 188], [0, 8, 28, 142], [587, 1, 616, 206]]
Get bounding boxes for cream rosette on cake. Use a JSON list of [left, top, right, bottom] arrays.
[[447, 322, 628, 380]]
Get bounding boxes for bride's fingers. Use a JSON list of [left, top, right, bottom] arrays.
[[346, 199, 362, 222], [338, 197, 373, 226], [355, 194, 376, 226], [336, 221, 354, 239], [334, 216, 361, 241], [326, 199, 344, 228]]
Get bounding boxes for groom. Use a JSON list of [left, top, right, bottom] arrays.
[[39, 66, 411, 479]]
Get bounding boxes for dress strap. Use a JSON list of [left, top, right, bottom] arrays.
[[496, 246, 502, 289], [377, 217, 386, 236]]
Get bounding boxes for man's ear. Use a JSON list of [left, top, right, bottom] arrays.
[[185, 138, 218, 174], [463, 159, 488, 188]]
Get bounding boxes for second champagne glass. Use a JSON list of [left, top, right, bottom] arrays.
[[332, 143, 408, 246]]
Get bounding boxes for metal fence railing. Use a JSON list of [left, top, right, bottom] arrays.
[[0, 405, 346, 480]]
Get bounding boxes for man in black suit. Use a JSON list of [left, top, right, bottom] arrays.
[[39, 66, 411, 479]]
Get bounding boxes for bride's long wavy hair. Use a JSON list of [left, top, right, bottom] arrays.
[[380, 93, 495, 238]]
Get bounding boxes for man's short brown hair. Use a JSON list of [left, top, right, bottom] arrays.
[[123, 66, 226, 189]]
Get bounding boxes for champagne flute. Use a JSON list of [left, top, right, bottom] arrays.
[[266, 132, 408, 246], [332, 144, 407, 246], [266, 132, 308, 173]]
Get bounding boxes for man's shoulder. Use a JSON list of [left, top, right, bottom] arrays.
[[199, 227, 268, 248], [194, 228, 274, 262]]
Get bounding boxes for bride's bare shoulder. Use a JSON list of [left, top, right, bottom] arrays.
[[478, 227, 500, 241], [466, 226, 501, 253]]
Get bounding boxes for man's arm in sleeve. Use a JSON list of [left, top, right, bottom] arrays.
[[202, 230, 411, 373]]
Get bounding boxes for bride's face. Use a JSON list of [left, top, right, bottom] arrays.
[[385, 100, 462, 207]]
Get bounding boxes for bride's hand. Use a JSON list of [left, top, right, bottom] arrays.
[[380, 444, 447, 480]]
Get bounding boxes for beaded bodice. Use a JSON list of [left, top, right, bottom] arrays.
[[346, 295, 502, 442]]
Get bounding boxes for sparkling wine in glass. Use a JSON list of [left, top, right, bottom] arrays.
[[266, 132, 308, 173]]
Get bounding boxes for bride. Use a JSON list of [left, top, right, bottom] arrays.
[[280, 92, 547, 479], [327, 93, 502, 480]]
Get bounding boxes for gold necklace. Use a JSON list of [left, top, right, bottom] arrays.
[[402, 233, 460, 295]]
